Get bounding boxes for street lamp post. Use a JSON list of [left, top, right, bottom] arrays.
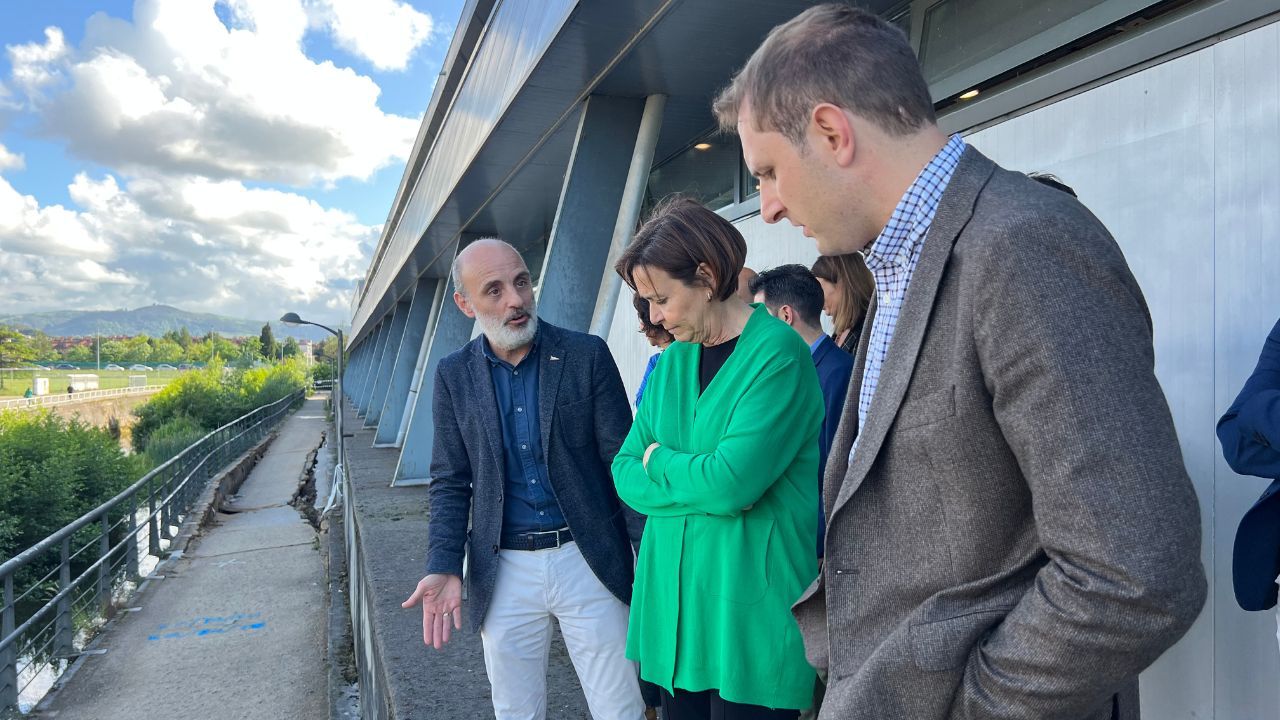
[[279, 312, 343, 422]]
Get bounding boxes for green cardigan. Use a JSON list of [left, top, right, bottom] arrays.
[[613, 305, 824, 709]]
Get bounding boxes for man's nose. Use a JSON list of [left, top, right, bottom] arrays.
[[760, 185, 786, 224]]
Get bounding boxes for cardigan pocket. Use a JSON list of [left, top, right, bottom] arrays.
[[699, 514, 775, 605]]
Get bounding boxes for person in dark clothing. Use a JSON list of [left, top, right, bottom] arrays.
[[749, 264, 853, 557], [1218, 317, 1280, 655]]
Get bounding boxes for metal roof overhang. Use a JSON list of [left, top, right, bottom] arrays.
[[349, 0, 902, 346]]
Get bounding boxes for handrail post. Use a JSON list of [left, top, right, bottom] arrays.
[[160, 464, 174, 540], [126, 493, 139, 579], [55, 538, 73, 658], [97, 512, 111, 614], [2, 574, 17, 712], [148, 481, 160, 557]]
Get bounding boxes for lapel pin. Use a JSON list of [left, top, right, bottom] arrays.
[[550, 355, 561, 361]]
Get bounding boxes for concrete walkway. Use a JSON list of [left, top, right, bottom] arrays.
[[39, 398, 329, 720]]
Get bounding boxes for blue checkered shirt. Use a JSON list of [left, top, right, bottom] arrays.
[[850, 134, 966, 464]]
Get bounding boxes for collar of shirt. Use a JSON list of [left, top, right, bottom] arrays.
[[862, 133, 967, 276], [480, 326, 540, 369], [809, 334, 825, 356]]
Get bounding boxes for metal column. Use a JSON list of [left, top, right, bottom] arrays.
[[393, 285, 476, 485], [364, 300, 411, 428], [589, 94, 666, 337], [537, 95, 647, 332], [356, 321, 391, 415], [375, 278, 441, 447]]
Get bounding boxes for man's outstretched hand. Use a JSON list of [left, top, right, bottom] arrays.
[[402, 573, 463, 649]]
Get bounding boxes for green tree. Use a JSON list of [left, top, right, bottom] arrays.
[[100, 339, 127, 363], [237, 337, 262, 368], [151, 339, 183, 364], [125, 335, 153, 363], [29, 332, 56, 362], [282, 336, 300, 358], [65, 345, 93, 363], [0, 326, 37, 388], [259, 323, 276, 361]]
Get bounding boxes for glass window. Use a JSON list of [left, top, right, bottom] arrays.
[[646, 136, 738, 211], [739, 147, 758, 202], [918, 0, 1157, 98]]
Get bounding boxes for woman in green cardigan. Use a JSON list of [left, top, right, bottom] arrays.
[[612, 198, 824, 719]]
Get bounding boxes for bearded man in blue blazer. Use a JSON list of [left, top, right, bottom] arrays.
[[402, 238, 645, 720]]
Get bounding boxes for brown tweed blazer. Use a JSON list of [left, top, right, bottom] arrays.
[[796, 147, 1206, 720]]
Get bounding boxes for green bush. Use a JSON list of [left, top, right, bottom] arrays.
[[0, 410, 144, 599], [140, 415, 209, 469], [132, 359, 307, 451]]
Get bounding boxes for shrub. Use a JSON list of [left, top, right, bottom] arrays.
[[0, 410, 143, 593], [140, 415, 209, 470], [132, 358, 308, 451]]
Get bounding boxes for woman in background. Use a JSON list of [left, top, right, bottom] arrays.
[[633, 293, 673, 407], [810, 253, 873, 355]]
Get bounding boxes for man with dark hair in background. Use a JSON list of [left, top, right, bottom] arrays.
[[750, 264, 852, 557]]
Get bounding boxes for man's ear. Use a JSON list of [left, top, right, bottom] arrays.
[[811, 103, 856, 168], [779, 305, 795, 326], [453, 291, 476, 319]]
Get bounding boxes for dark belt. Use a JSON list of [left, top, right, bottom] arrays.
[[499, 527, 573, 551]]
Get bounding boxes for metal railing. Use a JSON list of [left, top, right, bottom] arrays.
[[0, 386, 164, 412], [0, 388, 304, 714]]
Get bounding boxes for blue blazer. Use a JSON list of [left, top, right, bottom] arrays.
[[1217, 317, 1280, 611], [812, 334, 854, 555], [425, 320, 643, 630]]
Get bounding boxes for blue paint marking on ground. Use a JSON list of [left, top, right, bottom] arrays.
[[147, 612, 268, 641]]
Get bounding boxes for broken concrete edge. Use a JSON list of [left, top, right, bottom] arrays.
[[323, 505, 358, 720], [30, 430, 281, 717]]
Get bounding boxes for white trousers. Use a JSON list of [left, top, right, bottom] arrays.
[[480, 540, 644, 720]]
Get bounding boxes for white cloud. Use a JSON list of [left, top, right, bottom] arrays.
[[8, 0, 421, 185], [6, 26, 69, 98], [309, 0, 435, 72], [0, 171, 375, 325], [0, 143, 23, 172]]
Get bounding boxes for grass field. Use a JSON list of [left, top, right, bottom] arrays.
[[0, 369, 184, 397]]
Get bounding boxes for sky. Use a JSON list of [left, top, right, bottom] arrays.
[[0, 0, 465, 327]]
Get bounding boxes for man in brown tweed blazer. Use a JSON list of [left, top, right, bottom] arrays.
[[715, 5, 1206, 719]]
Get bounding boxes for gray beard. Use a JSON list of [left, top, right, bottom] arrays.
[[476, 308, 538, 352]]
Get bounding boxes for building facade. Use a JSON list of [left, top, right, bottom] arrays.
[[343, 1, 1280, 715]]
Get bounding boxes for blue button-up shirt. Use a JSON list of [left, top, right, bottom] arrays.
[[481, 333, 566, 535], [851, 134, 966, 464]]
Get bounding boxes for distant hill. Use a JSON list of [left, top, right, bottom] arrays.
[[0, 305, 332, 341]]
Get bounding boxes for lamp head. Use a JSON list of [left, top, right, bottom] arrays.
[[280, 312, 304, 327]]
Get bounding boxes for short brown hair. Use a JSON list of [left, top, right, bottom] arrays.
[[616, 196, 747, 301], [714, 4, 935, 145], [812, 253, 874, 336], [632, 292, 674, 345]]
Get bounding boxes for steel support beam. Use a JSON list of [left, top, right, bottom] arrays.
[[376, 277, 441, 447], [589, 94, 666, 337], [394, 281, 475, 485], [356, 321, 391, 415], [537, 95, 647, 332], [364, 300, 412, 428]]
